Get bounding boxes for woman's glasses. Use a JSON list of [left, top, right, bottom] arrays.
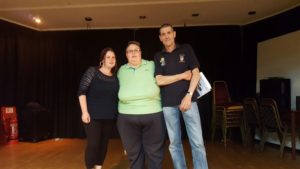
[[126, 49, 140, 54]]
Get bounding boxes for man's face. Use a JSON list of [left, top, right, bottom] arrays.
[[159, 26, 176, 47]]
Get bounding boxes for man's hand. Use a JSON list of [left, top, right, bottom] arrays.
[[179, 94, 192, 112]]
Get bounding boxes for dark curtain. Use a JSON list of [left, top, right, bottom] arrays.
[[2, 6, 298, 139], [0, 19, 250, 139], [0, 22, 134, 138], [4, 6, 300, 138], [0, 20, 18, 105]]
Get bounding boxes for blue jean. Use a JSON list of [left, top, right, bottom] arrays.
[[163, 102, 208, 169]]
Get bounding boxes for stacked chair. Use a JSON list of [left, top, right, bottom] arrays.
[[243, 98, 262, 146], [211, 81, 244, 148], [259, 98, 291, 157]]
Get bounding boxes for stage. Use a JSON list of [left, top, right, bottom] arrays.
[[0, 138, 299, 169]]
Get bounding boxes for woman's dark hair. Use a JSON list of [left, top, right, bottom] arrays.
[[98, 47, 117, 74]]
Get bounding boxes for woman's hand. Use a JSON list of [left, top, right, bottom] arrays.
[[81, 112, 91, 123]]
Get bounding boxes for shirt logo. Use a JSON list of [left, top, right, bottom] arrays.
[[160, 57, 166, 66], [179, 53, 185, 63]]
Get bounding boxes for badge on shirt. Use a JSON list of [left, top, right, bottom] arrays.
[[179, 53, 185, 63], [160, 57, 166, 66]]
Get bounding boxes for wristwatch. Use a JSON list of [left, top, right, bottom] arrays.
[[187, 91, 193, 96]]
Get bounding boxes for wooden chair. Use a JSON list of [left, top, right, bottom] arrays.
[[259, 98, 290, 157], [211, 81, 245, 148], [243, 98, 262, 146]]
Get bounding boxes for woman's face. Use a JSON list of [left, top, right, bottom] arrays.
[[126, 44, 142, 67], [102, 50, 116, 69]]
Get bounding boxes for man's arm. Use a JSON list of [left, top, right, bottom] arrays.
[[179, 67, 200, 112], [187, 67, 200, 95], [155, 70, 192, 86]]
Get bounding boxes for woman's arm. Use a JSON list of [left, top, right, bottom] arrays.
[[79, 95, 90, 123]]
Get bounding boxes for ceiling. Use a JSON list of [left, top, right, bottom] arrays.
[[0, 0, 300, 31]]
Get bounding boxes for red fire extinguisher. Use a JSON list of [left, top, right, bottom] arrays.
[[1, 107, 19, 144], [9, 118, 18, 143]]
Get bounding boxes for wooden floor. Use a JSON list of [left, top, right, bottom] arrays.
[[0, 138, 299, 169]]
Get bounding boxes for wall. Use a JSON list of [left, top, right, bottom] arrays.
[[244, 5, 300, 149], [243, 6, 300, 97], [257, 30, 300, 110]]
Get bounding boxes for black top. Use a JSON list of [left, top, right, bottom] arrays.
[[154, 44, 200, 107], [78, 67, 119, 119]]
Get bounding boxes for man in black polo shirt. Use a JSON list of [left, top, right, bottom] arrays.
[[154, 23, 208, 169]]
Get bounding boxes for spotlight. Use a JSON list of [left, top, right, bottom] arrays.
[[139, 16, 146, 19], [248, 11, 256, 15], [84, 17, 93, 22], [33, 17, 42, 24]]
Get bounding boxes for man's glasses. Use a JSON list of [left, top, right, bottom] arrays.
[[126, 49, 140, 54]]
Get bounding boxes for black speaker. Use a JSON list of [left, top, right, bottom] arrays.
[[296, 96, 300, 111], [260, 78, 291, 110], [19, 102, 52, 142]]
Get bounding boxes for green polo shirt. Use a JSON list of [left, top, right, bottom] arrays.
[[118, 59, 162, 114]]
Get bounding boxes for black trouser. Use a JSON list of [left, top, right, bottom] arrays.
[[83, 119, 114, 169], [117, 112, 166, 169]]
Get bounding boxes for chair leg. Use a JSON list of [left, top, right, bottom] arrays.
[[257, 127, 263, 142], [211, 117, 216, 142], [222, 110, 227, 149], [222, 126, 227, 149], [260, 129, 267, 151], [279, 127, 288, 158], [241, 126, 247, 146], [249, 129, 255, 146], [244, 127, 250, 146], [211, 112, 216, 142]]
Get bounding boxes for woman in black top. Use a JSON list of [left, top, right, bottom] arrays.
[[78, 47, 119, 169]]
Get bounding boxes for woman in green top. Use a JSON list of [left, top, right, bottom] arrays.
[[117, 41, 166, 169]]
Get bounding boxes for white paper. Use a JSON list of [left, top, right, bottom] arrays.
[[197, 72, 212, 98]]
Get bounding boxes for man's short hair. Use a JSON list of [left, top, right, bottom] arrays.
[[159, 23, 174, 34]]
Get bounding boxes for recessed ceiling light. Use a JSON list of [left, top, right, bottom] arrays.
[[139, 15, 146, 19], [33, 17, 42, 24], [192, 13, 199, 17], [84, 17, 93, 22], [248, 11, 256, 15]]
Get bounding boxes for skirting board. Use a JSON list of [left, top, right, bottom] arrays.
[[255, 129, 300, 150]]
